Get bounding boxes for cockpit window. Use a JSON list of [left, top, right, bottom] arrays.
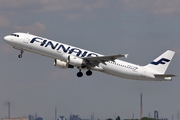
[[10, 34, 19, 37]]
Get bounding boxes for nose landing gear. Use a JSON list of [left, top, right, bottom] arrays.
[[18, 50, 24, 58]]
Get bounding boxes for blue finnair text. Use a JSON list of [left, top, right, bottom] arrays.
[[30, 37, 99, 57]]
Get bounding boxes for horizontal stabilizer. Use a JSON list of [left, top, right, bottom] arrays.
[[154, 74, 176, 77], [154, 74, 176, 81]]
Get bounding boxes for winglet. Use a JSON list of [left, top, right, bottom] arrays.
[[125, 54, 128, 58]]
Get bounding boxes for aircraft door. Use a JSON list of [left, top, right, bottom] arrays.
[[23, 33, 30, 44], [142, 68, 146, 77]]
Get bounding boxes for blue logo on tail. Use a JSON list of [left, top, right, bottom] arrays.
[[151, 58, 170, 65]]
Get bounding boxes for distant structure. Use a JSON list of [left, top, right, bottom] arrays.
[[55, 107, 57, 120], [35, 117, 43, 120], [2, 118, 28, 120], [2, 115, 43, 120], [69, 115, 81, 120], [132, 113, 134, 120], [116, 116, 121, 120], [154, 111, 159, 120], [29, 114, 43, 120], [8, 102, 10, 118], [160, 118, 168, 120], [29, 115, 34, 120], [91, 112, 94, 120], [149, 112, 151, 118], [59, 116, 66, 120], [140, 93, 143, 119]]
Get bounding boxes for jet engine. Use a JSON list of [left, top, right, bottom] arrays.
[[66, 55, 84, 66], [54, 59, 74, 68]]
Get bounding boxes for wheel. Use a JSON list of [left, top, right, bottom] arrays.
[[77, 71, 83, 77], [86, 70, 92, 76], [18, 54, 22, 58]]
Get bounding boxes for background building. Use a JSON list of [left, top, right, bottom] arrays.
[[59, 116, 66, 120], [2, 118, 28, 120], [154, 111, 159, 120]]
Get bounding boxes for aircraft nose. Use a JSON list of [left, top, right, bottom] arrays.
[[4, 35, 10, 42]]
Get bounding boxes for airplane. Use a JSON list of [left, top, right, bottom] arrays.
[[4, 32, 176, 81]]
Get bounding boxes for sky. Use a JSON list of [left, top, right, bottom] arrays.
[[0, 0, 180, 120]]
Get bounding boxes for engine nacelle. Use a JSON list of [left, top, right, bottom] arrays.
[[67, 55, 84, 66], [54, 59, 74, 68]]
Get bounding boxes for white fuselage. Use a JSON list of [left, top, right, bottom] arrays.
[[4, 33, 170, 81]]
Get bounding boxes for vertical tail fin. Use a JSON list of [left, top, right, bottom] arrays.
[[145, 50, 175, 74]]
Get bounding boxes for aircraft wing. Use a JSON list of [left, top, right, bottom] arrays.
[[83, 54, 128, 67]]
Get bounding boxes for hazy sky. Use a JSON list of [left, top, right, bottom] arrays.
[[0, 0, 180, 120]]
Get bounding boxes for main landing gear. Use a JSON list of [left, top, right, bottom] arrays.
[[18, 50, 24, 58], [86, 70, 92, 76], [77, 69, 92, 77], [77, 70, 83, 77]]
